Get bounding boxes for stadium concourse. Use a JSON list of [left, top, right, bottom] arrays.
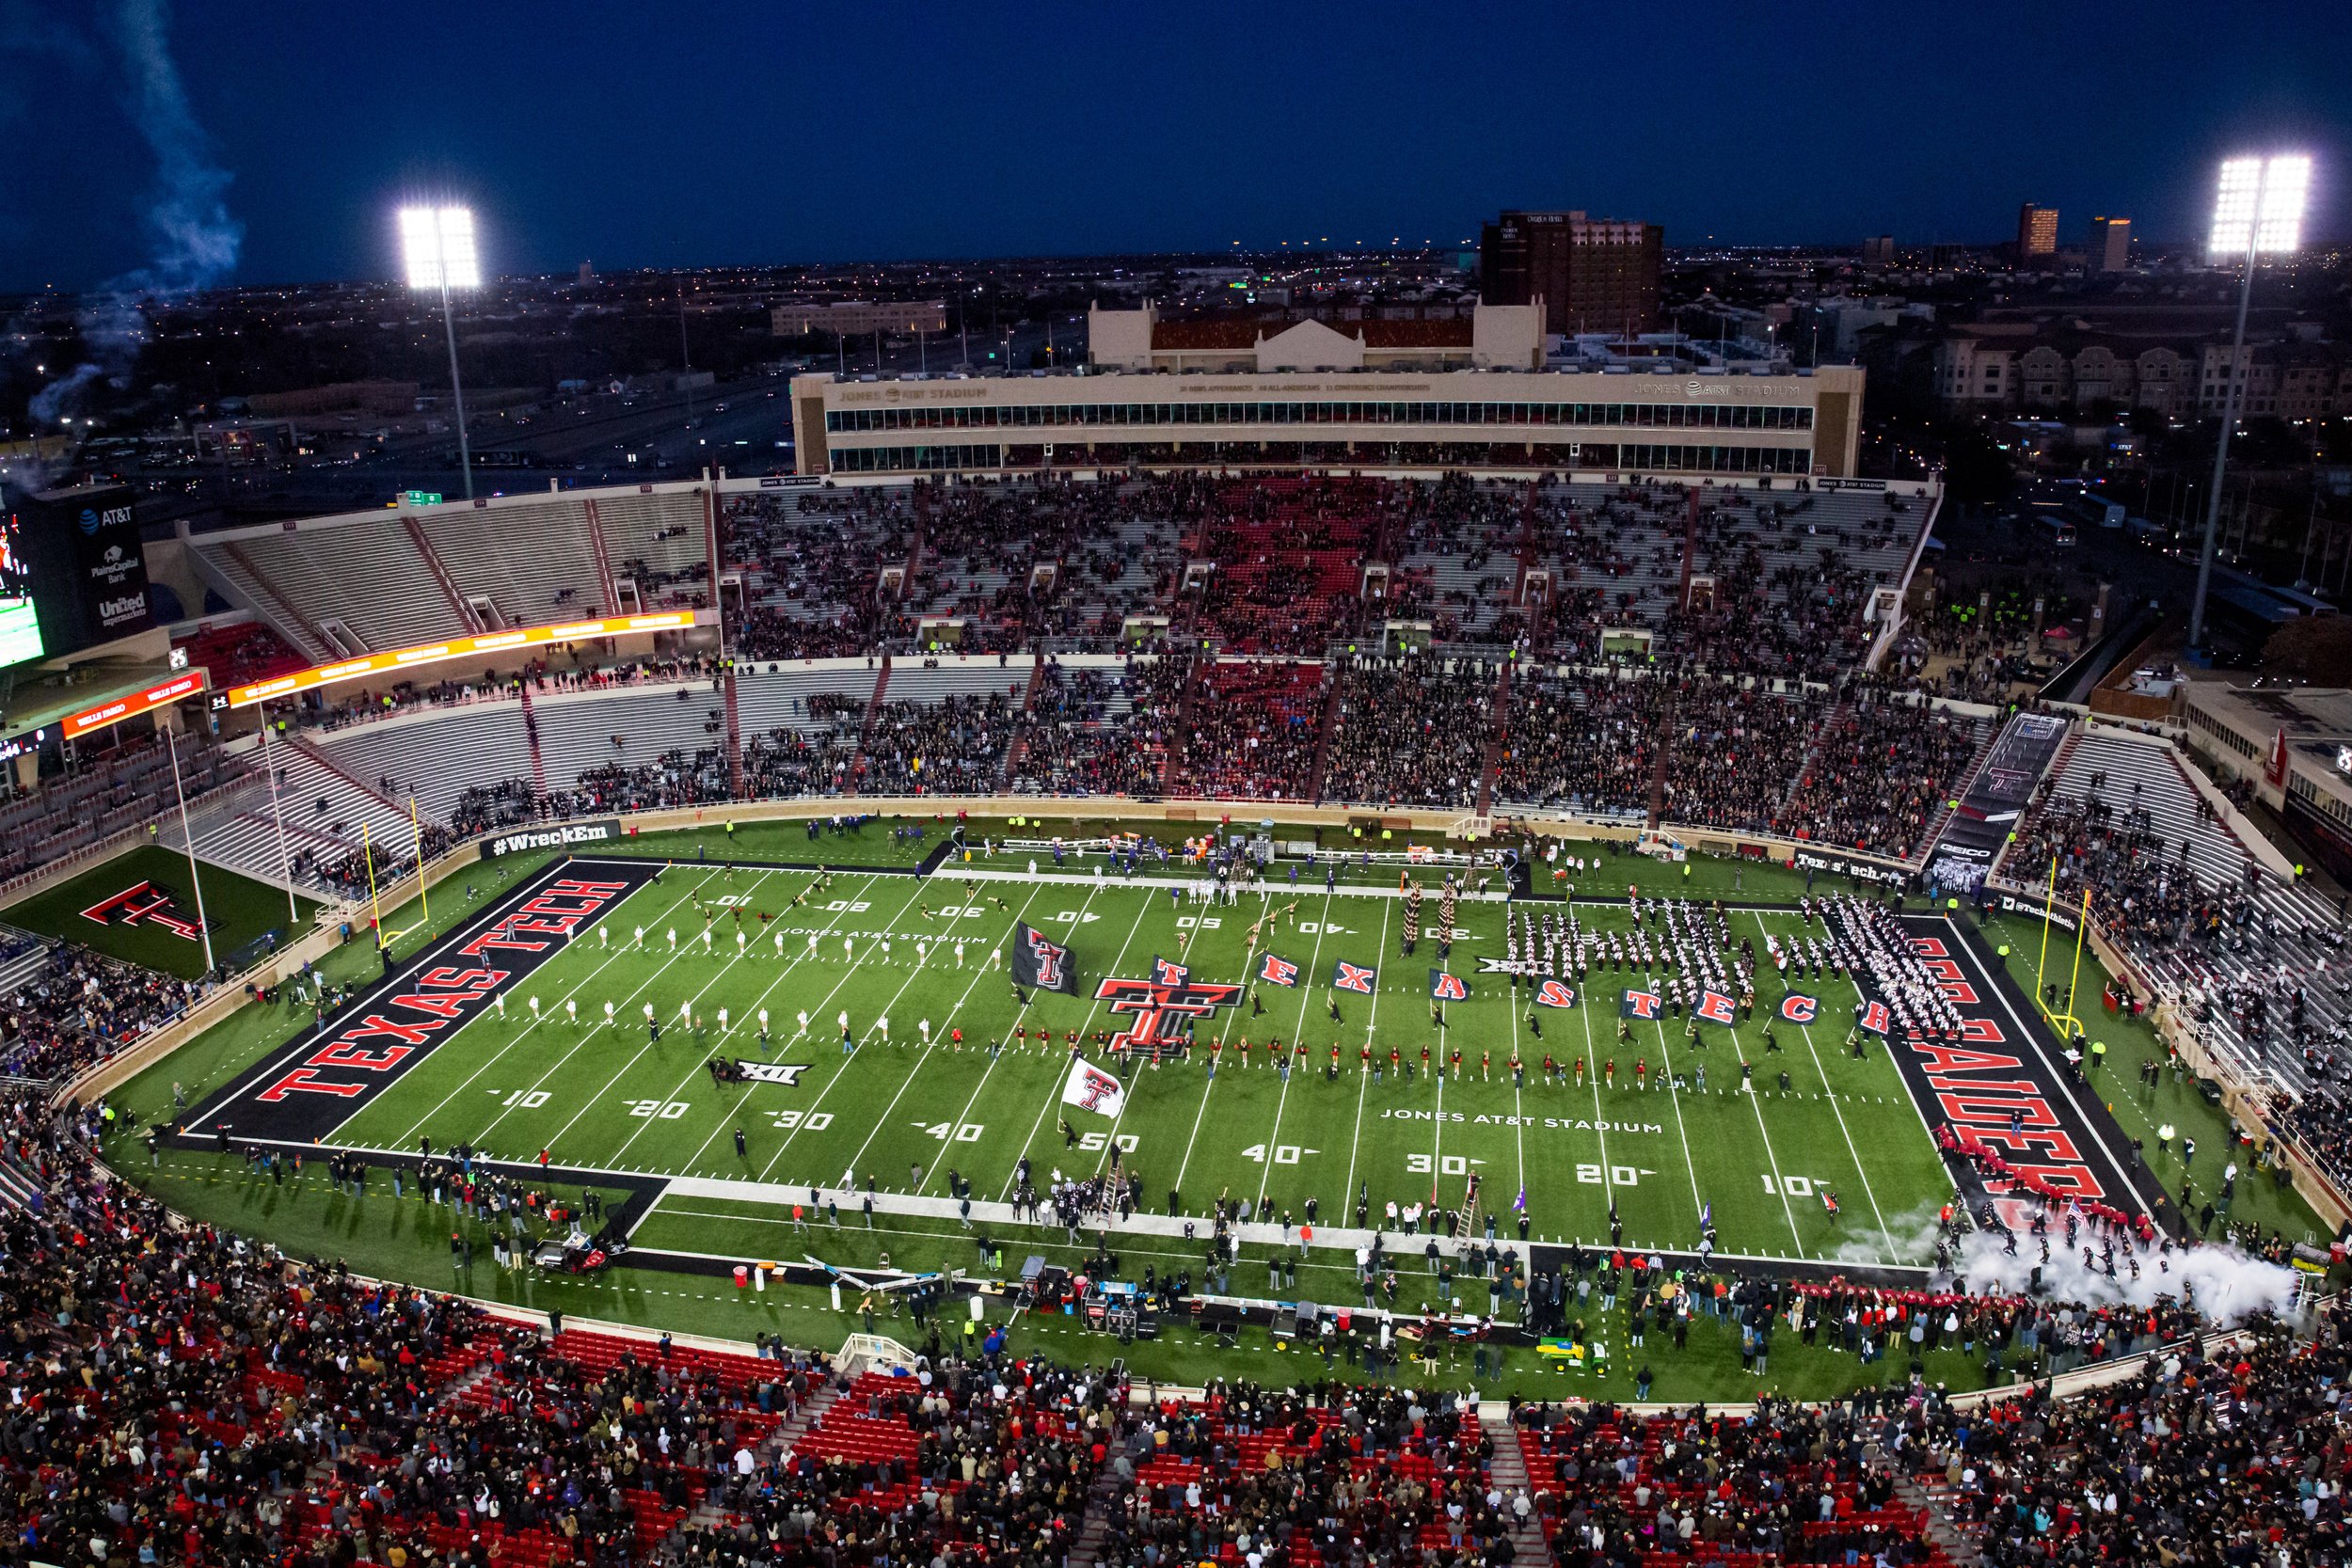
[[2, 467, 2350, 1567]]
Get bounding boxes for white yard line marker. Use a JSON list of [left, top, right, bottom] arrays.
[[1339, 896, 1397, 1212]]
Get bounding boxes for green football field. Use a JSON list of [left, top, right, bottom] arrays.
[[271, 856, 1952, 1270], [2, 844, 321, 978]]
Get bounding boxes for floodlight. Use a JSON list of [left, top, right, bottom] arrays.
[[401, 205, 481, 291], [2209, 154, 2310, 260], [399, 202, 481, 499], [2187, 151, 2315, 654]]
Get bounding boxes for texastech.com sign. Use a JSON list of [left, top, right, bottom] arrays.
[[179, 863, 656, 1146]]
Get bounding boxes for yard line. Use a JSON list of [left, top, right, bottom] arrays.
[[521, 868, 790, 1150], [1645, 1014, 1758, 1253], [1682, 1009, 1806, 1257], [923, 881, 1113, 1197], [1245, 891, 1337, 1209], [755, 889, 1036, 1187], [1338, 896, 1397, 1212], [1750, 911, 1894, 1261], [621, 874, 890, 1171], [838, 886, 1054, 1188], [993, 887, 1162, 1199], [1505, 952, 1527, 1220], [1572, 973, 1621, 1235], [387, 871, 715, 1149]]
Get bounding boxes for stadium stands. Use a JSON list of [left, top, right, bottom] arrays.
[[1168, 660, 1329, 801], [0, 732, 241, 885]]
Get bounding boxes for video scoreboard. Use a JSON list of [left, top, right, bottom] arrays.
[[0, 483, 155, 671]]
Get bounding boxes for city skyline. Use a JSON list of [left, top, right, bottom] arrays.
[[1, 0, 2348, 294]]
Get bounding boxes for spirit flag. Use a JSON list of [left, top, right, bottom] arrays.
[[1060, 1057, 1126, 1118], [1009, 924, 1078, 994]]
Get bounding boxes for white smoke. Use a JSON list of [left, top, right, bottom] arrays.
[[1815, 1196, 2296, 1327], [1952, 1227, 2298, 1326], [1828, 1198, 1946, 1267], [23, 0, 242, 427]]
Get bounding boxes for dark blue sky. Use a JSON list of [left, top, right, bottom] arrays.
[[6, 0, 2350, 292]]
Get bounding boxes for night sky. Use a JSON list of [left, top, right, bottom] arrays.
[[5, 0, 2350, 293]]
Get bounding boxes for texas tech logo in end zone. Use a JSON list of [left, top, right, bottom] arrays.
[[1093, 957, 1242, 1061], [81, 879, 213, 942]]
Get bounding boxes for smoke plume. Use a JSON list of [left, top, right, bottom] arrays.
[[24, 0, 242, 428]]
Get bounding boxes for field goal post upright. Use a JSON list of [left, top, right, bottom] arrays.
[[2031, 856, 2090, 1046], [361, 800, 433, 952]]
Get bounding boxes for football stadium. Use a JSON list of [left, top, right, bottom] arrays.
[[5, 459, 2346, 1566]]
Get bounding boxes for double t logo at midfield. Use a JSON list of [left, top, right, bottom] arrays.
[[1093, 958, 1243, 1055]]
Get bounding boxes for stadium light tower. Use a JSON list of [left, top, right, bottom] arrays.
[[2187, 153, 2311, 654], [400, 204, 482, 501]]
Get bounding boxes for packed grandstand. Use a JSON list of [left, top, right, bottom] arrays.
[[5, 467, 2352, 1568]]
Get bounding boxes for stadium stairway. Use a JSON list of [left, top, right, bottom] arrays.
[[1063, 1462, 1127, 1568], [999, 654, 1046, 791], [1304, 670, 1346, 802], [516, 684, 550, 796], [849, 657, 892, 796], [1899, 1471, 1987, 1566], [1490, 1433, 1553, 1566], [723, 668, 744, 799], [1159, 654, 1199, 795], [403, 515, 478, 631], [581, 496, 621, 612], [1477, 659, 1512, 816], [218, 539, 333, 662], [1784, 698, 1851, 812], [1645, 691, 1673, 829], [290, 736, 407, 818], [1910, 714, 2005, 863]]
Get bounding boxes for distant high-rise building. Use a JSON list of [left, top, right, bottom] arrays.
[[1478, 209, 1662, 334], [1861, 235, 1896, 266], [578, 260, 594, 285], [2087, 215, 2131, 274], [2017, 204, 2059, 258]]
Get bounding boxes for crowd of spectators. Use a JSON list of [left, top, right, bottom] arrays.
[[448, 779, 541, 837], [861, 691, 1022, 796], [1168, 661, 1330, 800], [1493, 672, 1664, 816], [0, 943, 203, 1082], [0, 1069, 2335, 1568], [1321, 656, 1497, 810], [1657, 679, 1827, 835], [1898, 1299, 2352, 1567], [1784, 683, 1983, 858], [1014, 661, 1175, 798]]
